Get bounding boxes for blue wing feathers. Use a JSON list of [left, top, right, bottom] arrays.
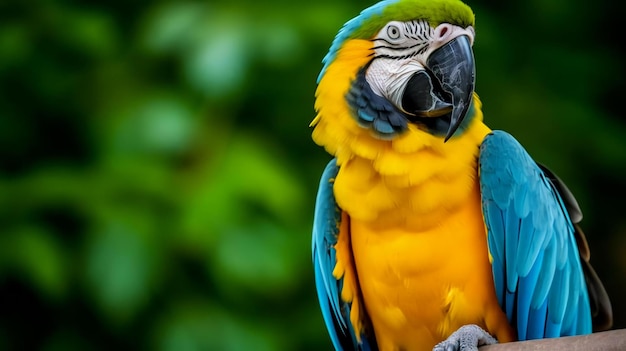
[[548, 269, 570, 326], [504, 211, 520, 292], [533, 240, 556, 308], [527, 299, 548, 339], [516, 217, 539, 276], [504, 289, 516, 324], [578, 297, 592, 334], [513, 184, 531, 218], [492, 257, 505, 308], [312, 159, 376, 351], [479, 131, 592, 340], [516, 248, 544, 340], [486, 204, 505, 264], [312, 159, 349, 349]]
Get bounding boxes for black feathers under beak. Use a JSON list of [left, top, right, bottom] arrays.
[[401, 35, 475, 141]]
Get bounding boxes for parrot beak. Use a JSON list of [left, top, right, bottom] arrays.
[[426, 35, 475, 141]]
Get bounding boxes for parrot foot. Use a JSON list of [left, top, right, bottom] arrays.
[[432, 324, 497, 351]]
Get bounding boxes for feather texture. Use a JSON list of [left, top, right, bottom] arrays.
[[312, 159, 378, 350], [479, 131, 593, 340]]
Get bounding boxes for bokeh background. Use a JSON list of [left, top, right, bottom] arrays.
[[1, 0, 624, 350]]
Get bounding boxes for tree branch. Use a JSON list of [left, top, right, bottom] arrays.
[[480, 329, 626, 351]]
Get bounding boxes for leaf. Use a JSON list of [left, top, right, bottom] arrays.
[[5, 226, 68, 300], [83, 221, 156, 324]]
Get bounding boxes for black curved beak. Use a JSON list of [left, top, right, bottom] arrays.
[[426, 35, 475, 141]]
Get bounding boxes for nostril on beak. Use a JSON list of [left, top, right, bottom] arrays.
[[438, 26, 448, 38], [433, 24, 454, 44]]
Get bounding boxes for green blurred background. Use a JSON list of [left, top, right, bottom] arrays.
[[0, 0, 624, 350]]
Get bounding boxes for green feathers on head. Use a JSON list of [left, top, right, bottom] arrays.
[[318, 0, 474, 82], [349, 0, 474, 40]]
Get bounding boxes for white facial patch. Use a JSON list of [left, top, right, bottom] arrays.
[[366, 58, 425, 113], [365, 20, 434, 113], [372, 20, 433, 58]]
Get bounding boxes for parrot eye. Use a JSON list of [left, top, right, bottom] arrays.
[[387, 24, 401, 40]]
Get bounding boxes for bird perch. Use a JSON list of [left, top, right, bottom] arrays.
[[480, 329, 626, 351]]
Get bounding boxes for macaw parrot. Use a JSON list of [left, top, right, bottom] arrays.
[[310, 0, 612, 350]]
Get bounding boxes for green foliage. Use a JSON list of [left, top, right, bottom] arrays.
[[0, 0, 624, 350]]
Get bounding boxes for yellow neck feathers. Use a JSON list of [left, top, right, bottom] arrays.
[[312, 39, 492, 230]]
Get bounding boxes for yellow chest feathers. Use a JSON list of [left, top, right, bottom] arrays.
[[333, 119, 490, 231]]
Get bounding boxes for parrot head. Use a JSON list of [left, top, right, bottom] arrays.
[[312, 0, 477, 154]]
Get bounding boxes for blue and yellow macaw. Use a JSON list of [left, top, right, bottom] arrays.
[[310, 0, 612, 350]]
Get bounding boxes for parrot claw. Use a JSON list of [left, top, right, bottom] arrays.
[[432, 324, 497, 351]]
